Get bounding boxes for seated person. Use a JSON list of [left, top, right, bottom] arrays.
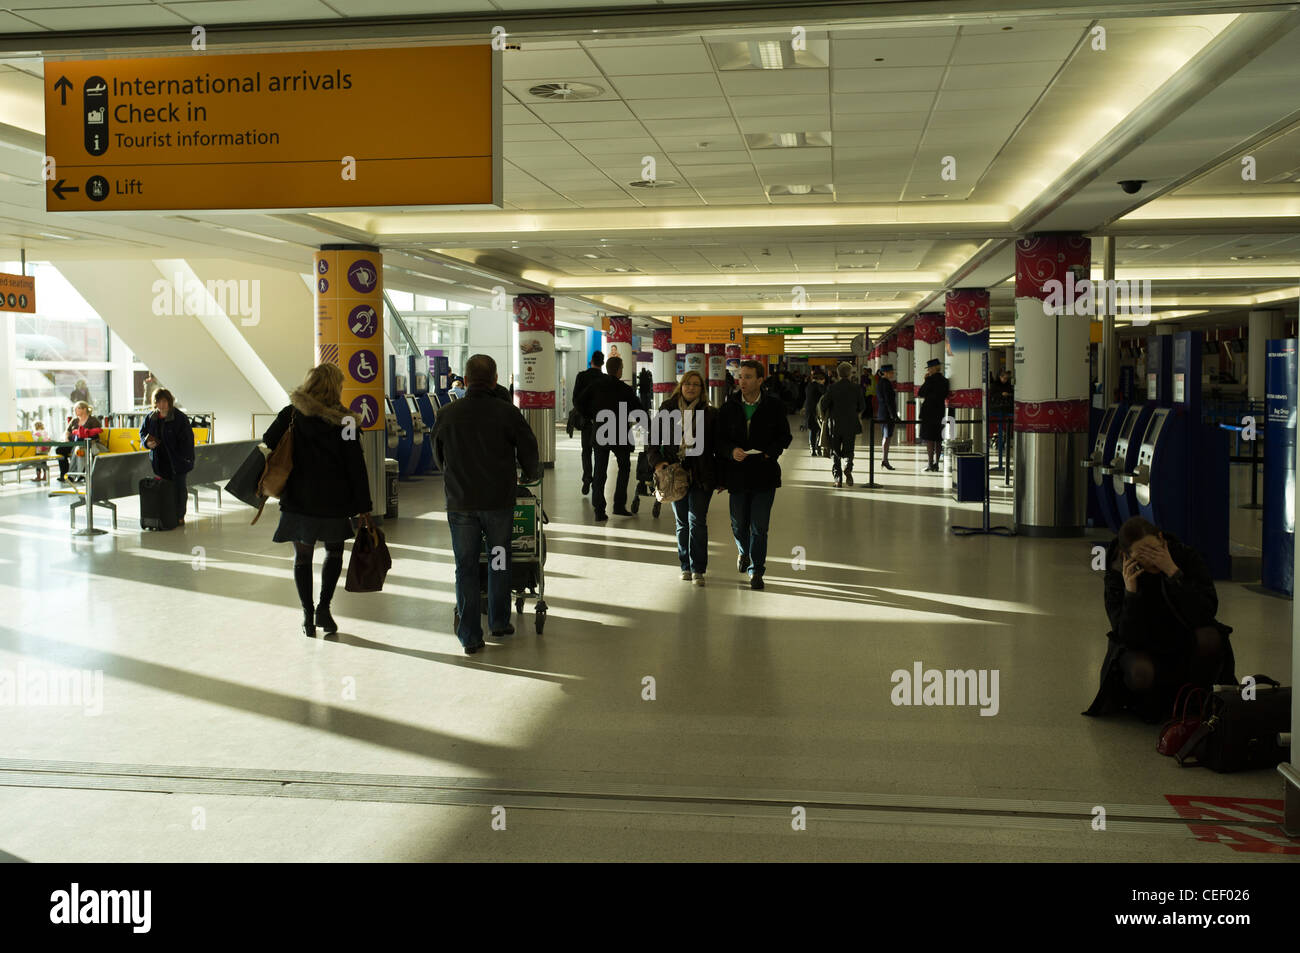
[[1083, 516, 1235, 722], [56, 401, 102, 482]]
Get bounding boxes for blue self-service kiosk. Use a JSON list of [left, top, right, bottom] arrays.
[[1083, 401, 1128, 532], [428, 353, 452, 406], [386, 395, 420, 480], [408, 394, 437, 474], [1126, 331, 1231, 578], [1108, 335, 1173, 523]]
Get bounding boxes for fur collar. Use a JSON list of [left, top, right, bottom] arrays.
[[290, 388, 350, 424]]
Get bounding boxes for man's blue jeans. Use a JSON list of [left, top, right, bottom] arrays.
[[728, 488, 776, 577], [447, 509, 513, 647], [671, 486, 712, 573]]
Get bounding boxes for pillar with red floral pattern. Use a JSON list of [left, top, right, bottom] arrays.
[[896, 323, 915, 444], [944, 289, 990, 409], [607, 315, 635, 387], [652, 328, 675, 399], [1014, 234, 1091, 433]]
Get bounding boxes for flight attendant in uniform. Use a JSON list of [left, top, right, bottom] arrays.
[[916, 358, 949, 472]]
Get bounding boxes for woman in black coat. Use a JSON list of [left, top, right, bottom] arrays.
[[263, 364, 374, 637], [1083, 517, 1235, 723], [139, 388, 195, 525], [916, 359, 949, 472], [646, 370, 721, 584]]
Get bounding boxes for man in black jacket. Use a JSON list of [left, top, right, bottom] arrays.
[[718, 360, 792, 590], [433, 354, 540, 655], [570, 351, 604, 496], [822, 362, 866, 487], [576, 355, 640, 522]]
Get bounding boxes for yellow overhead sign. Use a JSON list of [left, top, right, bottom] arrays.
[[44, 46, 501, 213], [671, 315, 743, 344], [744, 334, 786, 355]]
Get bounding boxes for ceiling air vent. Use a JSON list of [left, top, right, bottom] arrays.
[[528, 82, 605, 101], [628, 179, 678, 188]]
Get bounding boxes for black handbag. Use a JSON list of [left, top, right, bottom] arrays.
[[1175, 675, 1290, 772], [345, 516, 392, 593], [224, 446, 269, 510]]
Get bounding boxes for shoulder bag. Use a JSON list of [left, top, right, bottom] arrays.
[[251, 410, 295, 525]]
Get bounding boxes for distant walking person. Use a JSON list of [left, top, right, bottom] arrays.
[[577, 355, 641, 522], [917, 358, 950, 472], [803, 370, 826, 456], [823, 362, 866, 487], [571, 351, 604, 496], [264, 364, 374, 638], [139, 388, 196, 525], [719, 360, 792, 590], [433, 354, 540, 655], [875, 364, 899, 471], [647, 370, 720, 585]]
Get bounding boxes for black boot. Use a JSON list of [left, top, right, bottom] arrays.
[[316, 604, 338, 635], [294, 560, 316, 637], [317, 546, 343, 635]]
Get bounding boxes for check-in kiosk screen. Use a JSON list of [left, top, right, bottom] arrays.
[[1142, 412, 1166, 446], [1119, 410, 1139, 441]]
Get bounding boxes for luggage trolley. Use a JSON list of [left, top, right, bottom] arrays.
[[509, 476, 549, 632], [451, 475, 550, 635]]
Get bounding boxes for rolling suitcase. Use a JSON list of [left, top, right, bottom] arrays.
[[139, 477, 178, 531]]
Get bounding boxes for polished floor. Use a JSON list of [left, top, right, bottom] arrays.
[[0, 425, 1294, 862]]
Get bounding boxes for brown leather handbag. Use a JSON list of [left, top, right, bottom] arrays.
[[251, 410, 295, 525], [345, 515, 391, 593]]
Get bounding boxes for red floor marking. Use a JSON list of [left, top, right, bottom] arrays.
[[1163, 795, 1300, 855]]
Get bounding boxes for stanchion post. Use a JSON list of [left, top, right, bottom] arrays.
[[73, 437, 107, 537]]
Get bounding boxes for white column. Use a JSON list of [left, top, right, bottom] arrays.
[[1248, 309, 1284, 402], [0, 311, 15, 429]]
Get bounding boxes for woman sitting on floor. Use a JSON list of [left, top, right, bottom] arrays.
[[1083, 516, 1235, 723]]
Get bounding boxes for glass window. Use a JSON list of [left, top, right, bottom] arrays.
[[16, 369, 110, 431]]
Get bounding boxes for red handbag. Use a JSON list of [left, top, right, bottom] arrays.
[[1157, 685, 1207, 756]]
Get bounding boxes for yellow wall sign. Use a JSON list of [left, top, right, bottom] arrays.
[[314, 250, 384, 431], [744, 334, 786, 355], [671, 315, 743, 345], [44, 46, 500, 213]]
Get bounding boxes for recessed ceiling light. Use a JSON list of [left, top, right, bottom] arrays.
[[756, 40, 785, 69], [745, 131, 832, 150], [922, 193, 949, 199], [581, 253, 605, 259], [38, 231, 74, 240], [720, 263, 748, 269], [605, 267, 639, 273]]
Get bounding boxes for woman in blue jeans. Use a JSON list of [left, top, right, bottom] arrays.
[[647, 371, 721, 586]]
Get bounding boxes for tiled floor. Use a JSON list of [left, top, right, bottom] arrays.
[[0, 427, 1293, 861]]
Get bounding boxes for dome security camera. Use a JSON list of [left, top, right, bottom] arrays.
[[1117, 179, 1146, 194]]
